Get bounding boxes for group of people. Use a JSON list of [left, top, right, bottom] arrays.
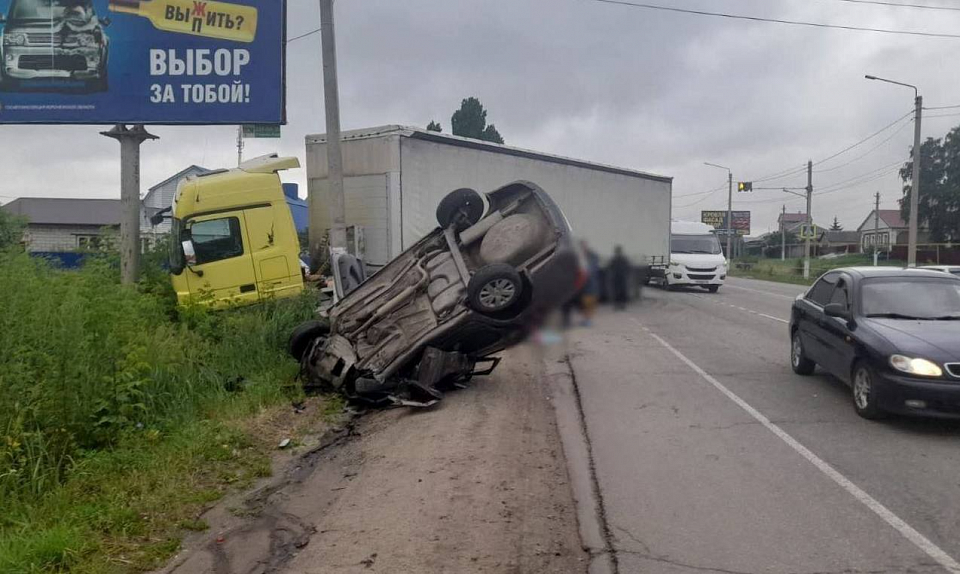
[[562, 241, 633, 328]]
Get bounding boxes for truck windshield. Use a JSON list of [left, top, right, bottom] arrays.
[[671, 234, 721, 255], [10, 0, 93, 21], [169, 218, 185, 275]]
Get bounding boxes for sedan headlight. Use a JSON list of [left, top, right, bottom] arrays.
[[890, 355, 943, 378], [3, 33, 26, 46]]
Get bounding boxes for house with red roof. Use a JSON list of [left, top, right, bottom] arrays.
[[856, 209, 929, 252]]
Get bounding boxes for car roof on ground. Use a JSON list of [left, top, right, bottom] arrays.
[[830, 266, 959, 279]]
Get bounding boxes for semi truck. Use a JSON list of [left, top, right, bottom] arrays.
[[304, 125, 672, 284]]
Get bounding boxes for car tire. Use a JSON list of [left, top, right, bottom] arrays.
[[436, 188, 484, 231], [852, 362, 886, 420], [288, 320, 330, 361], [791, 330, 816, 375], [706, 285, 720, 293], [468, 263, 524, 314]]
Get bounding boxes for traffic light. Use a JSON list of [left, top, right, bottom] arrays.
[[737, 181, 753, 192]]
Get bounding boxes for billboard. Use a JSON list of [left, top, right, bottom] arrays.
[[701, 210, 751, 236], [0, 0, 285, 124]]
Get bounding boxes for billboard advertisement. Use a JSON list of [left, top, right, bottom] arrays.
[[0, 0, 285, 124], [701, 210, 751, 236]]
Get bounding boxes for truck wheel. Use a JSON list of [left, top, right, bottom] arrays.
[[288, 320, 330, 360], [437, 188, 484, 231], [468, 264, 524, 314]]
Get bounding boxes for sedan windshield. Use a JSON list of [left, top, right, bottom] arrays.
[[862, 278, 960, 320], [671, 234, 721, 255]]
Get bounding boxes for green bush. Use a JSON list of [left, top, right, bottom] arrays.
[[0, 247, 317, 572]]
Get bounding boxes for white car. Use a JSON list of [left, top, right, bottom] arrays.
[[920, 265, 960, 277]]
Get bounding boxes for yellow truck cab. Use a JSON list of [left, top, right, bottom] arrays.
[[169, 154, 304, 307]]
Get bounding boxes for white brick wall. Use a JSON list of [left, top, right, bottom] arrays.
[[24, 224, 116, 252]]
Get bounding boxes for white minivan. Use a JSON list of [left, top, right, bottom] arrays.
[[664, 220, 727, 292]]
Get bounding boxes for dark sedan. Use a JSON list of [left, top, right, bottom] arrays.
[[789, 267, 960, 420]]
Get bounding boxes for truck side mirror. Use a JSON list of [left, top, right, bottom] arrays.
[[181, 239, 198, 266]]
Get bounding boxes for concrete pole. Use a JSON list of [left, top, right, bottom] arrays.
[[874, 192, 880, 266], [907, 95, 922, 267], [726, 171, 733, 263], [804, 160, 813, 280], [101, 124, 158, 285], [781, 204, 786, 261], [319, 0, 346, 254], [237, 125, 244, 166]]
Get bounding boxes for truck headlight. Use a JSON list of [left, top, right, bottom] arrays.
[[890, 355, 942, 378], [77, 34, 95, 47], [3, 33, 26, 46]]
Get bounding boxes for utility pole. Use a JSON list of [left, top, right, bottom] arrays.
[[726, 171, 733, 264], [908, 94, 922, 267], [101, 125, 158, 285], [236, 126, 244, 166], [781, 204, 786, 261], [874, 192, 881, 266], [317, 0, 346, 257], [804, 160, 813, 280]]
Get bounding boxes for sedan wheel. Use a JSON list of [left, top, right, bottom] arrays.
[[791, 331, 815, 375], [852, 364, 886, 420]]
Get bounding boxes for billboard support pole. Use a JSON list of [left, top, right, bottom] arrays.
[[318, 0, 346, 256], [101, 124, 158, 286]]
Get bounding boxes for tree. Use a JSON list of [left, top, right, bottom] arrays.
[[900, 128, 960, 242], [450, 97, 505, 144], [426, 120, 442, 133], [830, 217, 843, 231], [0, 208, 26, 250]]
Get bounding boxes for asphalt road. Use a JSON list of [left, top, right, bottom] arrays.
[[567, 276, 960, 574]]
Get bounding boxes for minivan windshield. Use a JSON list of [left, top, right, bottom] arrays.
[[671, 234, 722, 255], [9, 0, 92, 21], [862, 278, 960, 320]]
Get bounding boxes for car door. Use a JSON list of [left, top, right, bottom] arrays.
[[818, 277, 856, 381], [184, 213, 259, 306], [796, 272, 839, 366]]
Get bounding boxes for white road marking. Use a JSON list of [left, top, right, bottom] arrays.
[[636, 321, 960, 574], [686, 293, 790, 325], [723, 282, 801, 301]]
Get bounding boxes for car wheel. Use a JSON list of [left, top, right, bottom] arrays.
[[436, 188, 484, 231], [706, 285, 720, 293], [852, 363, 886, 420], [791, 330, 816, 375], [288, 320, 330, 360], [468, 263, 524, 314]]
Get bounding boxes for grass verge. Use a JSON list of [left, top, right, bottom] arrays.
[[0, 249, 324, 573], [729, 254, 905, 286]]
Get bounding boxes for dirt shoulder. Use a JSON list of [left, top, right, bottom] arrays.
[[157, 344, 587, 574]]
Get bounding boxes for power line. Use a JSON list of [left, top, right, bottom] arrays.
[[924, 111, 960, 119], [674, 187, 726, 209], [815, 109, 914, 166], [288, 28, 321, 43], [673, 184, 725, 199], [816, 160, 904, 194], [592, 0, 960, 39], [815, 0, 960, 11], [924, 104, 960, 111], [814, 117, 912, 173]]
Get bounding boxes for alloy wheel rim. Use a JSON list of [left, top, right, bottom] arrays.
[[792, 335, 802, 367], [854, 369, 871, 410], [479, 279, 516, 310]]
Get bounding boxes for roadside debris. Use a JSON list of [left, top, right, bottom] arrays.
[[289, 181, 581, 407], [278, 438, 291, 449]]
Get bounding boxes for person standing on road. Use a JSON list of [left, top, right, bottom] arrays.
[[609, 245, 631, 310], [562, 241, 601, 327]]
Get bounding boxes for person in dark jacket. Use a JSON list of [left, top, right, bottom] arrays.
[[608, 245, 631, 309]]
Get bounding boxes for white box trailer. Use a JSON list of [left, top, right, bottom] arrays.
[[305, 125, 672, 271]]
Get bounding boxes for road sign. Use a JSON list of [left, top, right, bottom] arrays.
[[799, 223, 819, 239], [701, 211, 751, 236], [242, 124, 280, 138], [0, 0, 286, 125]]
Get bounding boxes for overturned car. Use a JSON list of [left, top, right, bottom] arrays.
[[289, 181, 581, 406]]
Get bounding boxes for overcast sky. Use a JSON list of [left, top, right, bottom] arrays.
[[2, 0, 959, 235]]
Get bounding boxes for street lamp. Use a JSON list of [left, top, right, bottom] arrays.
[[865, 74, 921, 267], [704, 162, 734, 262]]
